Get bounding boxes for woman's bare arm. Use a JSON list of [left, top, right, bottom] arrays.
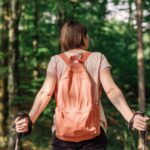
[[29, 72, 57, 123], [15, 72, 56, 132], [100, 67, 149, 131]]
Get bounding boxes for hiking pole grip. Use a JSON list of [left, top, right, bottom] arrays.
[[15, 112, 26, 150], [137, 111, 146, 139]]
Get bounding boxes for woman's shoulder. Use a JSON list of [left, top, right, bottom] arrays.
[[49, 53, 67, 65], [50, 54, 61, 61], [90, 51, 104, 58], [90, 52, 110, 65], [50, 51, 106, 61]]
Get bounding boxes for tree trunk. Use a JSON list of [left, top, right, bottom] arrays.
[[0, 0, 10, 147], [57, 0, 65, 52], [7, 0, 21, 149], [135, 0, 145, 112], [33, 0, 39, 52], [135, 0, 146, 149], [32, 0, 39, 79], [0, 80, 5, 148]]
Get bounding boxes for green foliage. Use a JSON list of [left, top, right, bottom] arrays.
[[0, 0, 150, 149]]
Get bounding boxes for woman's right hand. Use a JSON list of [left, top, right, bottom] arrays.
[[133, 114, 149, 131], [14, 117, 29, 133]]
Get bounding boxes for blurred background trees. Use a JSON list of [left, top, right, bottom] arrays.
[[0, 0, 150, 149]]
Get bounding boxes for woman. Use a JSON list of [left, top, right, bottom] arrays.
[[14, 21, 149, 150]]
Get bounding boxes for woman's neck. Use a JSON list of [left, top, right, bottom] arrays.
[[67, 48, 87, 52]]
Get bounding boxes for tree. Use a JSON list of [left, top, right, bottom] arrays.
[[135, 0, 145, 118], [33, 0, 39, 52], [135, 0, 146, 149], [56, 0, 65, 51], [32, 0, 40, 79], [0, 0, 9, 147], [7, 0, 21, 149]]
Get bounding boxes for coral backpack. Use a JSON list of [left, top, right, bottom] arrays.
[[55, 52, 100, 142]]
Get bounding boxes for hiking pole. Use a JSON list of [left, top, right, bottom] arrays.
[[14, 112, 33, 150], [137, 111, 146, 150], [15, 112, 26, 150]]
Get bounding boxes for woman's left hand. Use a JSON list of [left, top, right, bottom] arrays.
[[132, 114, 149, 131], [14, 117, 29, 133]]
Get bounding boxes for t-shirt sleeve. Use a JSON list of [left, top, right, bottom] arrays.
[[100, 54, 111, 72], [46, 56, 57, 75]]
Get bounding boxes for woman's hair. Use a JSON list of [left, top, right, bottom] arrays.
[[60, 21, 87, 51]]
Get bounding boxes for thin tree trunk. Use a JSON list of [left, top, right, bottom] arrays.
[[33, 0, 39, 52], [32, 0, 39, 79], [7, 0, 21, 149], [0, 79, 5, 148], [57, 0, 65, 52], [135, 0, 146, 149], [135, 0, 145, 117], [0, 0, 9, 147], [0, 79, 4, 146]]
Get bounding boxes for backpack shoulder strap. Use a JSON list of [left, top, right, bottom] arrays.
[[59, 51, 92, 65], [59, 53, 71, 65], [81, 52, 92, 63]]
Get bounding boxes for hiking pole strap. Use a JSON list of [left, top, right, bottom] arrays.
[[128, 112, 137, 130]]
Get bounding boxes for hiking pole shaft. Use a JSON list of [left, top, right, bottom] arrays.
[[138, 111, 146, 150], [15, 134, 21, 150], [15, 132, 23, 150]]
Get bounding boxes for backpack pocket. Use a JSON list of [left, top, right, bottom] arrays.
[[55, 104, 100, 142]]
